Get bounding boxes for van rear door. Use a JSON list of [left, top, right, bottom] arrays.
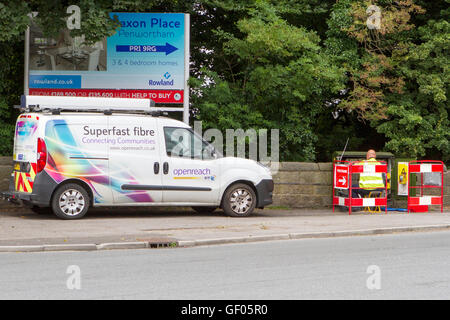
[[13, 114, 39, 193]]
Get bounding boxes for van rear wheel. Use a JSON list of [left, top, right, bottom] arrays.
[[52, 183, 90, 220], [222, 183, 256, 217]]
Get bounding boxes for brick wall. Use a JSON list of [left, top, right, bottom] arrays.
[[0, 156, 448, 208]]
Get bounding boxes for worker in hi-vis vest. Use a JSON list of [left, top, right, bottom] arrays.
[[352, 149, 385, 199]]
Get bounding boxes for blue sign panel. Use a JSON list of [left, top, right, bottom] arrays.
[[105, 12, 185, 89]]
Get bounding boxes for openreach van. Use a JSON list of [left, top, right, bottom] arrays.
[[1, 96, 273, 219]]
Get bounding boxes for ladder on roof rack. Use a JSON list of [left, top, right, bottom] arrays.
[[18, 95, 159, 115]]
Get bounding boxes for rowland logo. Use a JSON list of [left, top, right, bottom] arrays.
[[148, 78, 174, 86]]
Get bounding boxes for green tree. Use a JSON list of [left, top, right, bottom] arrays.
[[191, 1, 345, 161], [325, 0, 449, 162], [379, 16, 449, 160]]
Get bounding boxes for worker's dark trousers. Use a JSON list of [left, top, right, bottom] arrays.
[[352, 188, 385, 199]]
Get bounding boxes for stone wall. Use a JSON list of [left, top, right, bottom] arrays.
[[272, 162, 333, 208], [0, 157, 12, 195], [272, 162, 450, 208], [0, 156, 449, 208]]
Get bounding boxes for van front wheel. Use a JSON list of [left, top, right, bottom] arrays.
[[222, 183, 256, 217], [52, 184, 90, 220]]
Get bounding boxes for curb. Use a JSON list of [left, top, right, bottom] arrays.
[[0, 241, 175, 253], [2, 224, 450, 253], [177, 224, 450, 247]]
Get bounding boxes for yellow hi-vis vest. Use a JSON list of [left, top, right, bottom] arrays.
[[357, 158, 385, 190]]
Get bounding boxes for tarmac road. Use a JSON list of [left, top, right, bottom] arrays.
[[1, 230, 450, 299]]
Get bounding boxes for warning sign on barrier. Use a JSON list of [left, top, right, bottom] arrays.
[[334, 165, 349, 189], [397, 162, 409, 196]]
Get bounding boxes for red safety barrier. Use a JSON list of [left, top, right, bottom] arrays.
[[333, 160, 388, 215], [407, 160, 444, 213]]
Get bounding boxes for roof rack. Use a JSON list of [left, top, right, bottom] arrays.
[[19, 95, 156, 115]]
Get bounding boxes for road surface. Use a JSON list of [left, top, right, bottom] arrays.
[[1, 231, 450, 299]]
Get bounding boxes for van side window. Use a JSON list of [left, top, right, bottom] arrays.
[[164, 127, 214, 160]]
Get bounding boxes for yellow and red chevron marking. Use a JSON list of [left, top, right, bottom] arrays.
[[14, 163, 37, 193]]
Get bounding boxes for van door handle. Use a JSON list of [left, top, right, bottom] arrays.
[[163, 162, 169, 174], [154, 162, 160, 174]]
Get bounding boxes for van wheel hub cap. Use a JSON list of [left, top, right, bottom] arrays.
[[230, 189, 252, 214], [59, 189, 85, 215]]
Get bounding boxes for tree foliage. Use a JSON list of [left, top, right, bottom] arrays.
[[325, 0, 449, 161], [191, 2, 345, 161], [0, 0, 448, 162]]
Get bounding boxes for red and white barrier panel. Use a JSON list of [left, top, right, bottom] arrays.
[[407, 160, 444, 213], [333, 197, 387, 207], [408, 196, 442, 206], [409, 163, 443, 173], [351, 164, 387, 173]]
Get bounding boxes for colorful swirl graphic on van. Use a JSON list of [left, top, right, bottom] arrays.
[[44, 120, 153, 203], [16, 119, 38, 141]]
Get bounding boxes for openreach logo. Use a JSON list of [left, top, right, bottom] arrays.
[[173, 168, 211, 177]]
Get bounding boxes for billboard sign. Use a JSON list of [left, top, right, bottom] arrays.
[[26, 12, 188, 105]]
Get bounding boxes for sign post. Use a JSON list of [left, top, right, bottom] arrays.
[[183, 13, 190, 124]]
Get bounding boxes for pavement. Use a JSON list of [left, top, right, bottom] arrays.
[[1, 204, 450, 252]]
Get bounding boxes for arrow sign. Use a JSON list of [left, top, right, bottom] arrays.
[[116, 43, 178, 55], [334, 165, 349, 189]]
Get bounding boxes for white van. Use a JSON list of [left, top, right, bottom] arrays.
[[2, 96, 273, 219]]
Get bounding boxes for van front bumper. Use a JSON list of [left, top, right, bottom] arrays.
[[255, 179, 274, 208]]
